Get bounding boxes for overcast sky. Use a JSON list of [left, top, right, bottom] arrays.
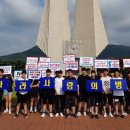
[[0, 0, 130, 56]]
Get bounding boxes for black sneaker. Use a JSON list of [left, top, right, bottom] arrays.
[[90, 114, 94, 119], [72, 114, 77, 118], [24, 114, 28, 119], [14, 114, 19, 118], [95, 114, 99, 119], [65, 114, 69, 118], [115, 114, 119, 119]]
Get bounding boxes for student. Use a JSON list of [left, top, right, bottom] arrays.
[[64, 69, 78, 118], [3, 74, 14, 114], [89, 70, 99, 119], [41, 69, 55, 118], [0, 69, 4, 115], [77, 68, 90, 117], [30, 79, 39, 113], [113, 70, 126, 118], [55, 70, 65, 117], [101, 69, 113, 118], [125, 71, 130, 113], [14, 70, 29, 118]]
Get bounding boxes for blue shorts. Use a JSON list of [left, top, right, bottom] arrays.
[[4, 90, 12, 96]]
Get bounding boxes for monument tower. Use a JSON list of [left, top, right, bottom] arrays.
[[74, 0, 108, 57], [36, 0, 71, 62]]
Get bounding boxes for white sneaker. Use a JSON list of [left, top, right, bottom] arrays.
[[9, 110, 11, 114], [60, 113, 64, 117], [109, 112, 113, 117], [49, 113, 54, 118], [123, 112, 128, 117], [55, 113, 59, 117], [41, 113, 45, 118], [77, 112, 82, 117], [83, 112, 87, 116], [3, 109, 8, 113], [30, 109, 33, 113], [34, 108, 37, 113], [104, 113, 107, 118]]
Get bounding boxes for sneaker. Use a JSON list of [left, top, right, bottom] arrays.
[[3, 109, 8, 113], [123, 112, 127, 117], [60, 113, 64, 117], [77, 112, 82, 117], [24, 114, 28, 119], [9, 110, 11, 114], [41, 113, 45, 118], [121, 114, 125, 118], [34, 108, 37, 113], [49, 113, 54, 118], [30, 109, 33, 113], [95, 114, 99, 119], [72, 114, 77, 118], [65, 114, 70, 118], [104, 113, 107, 118], [55, 113, 59, 117], [109, 112, 113, 117], [14, 114, 19, 118], [83, 112, 87, 116], [90, 114, 94, 119]]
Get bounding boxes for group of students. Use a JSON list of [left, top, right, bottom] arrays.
[[0, 67, 130, 119]]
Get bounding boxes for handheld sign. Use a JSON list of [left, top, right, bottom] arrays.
[[62, 80, 77, 92], [40, 77, 55, 89], [0, 78, 8, 90], [110, 79, 127, 91], [15, 80, 31, 92], [86, 80, 102, 92]]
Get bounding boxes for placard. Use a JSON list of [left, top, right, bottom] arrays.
[[26, 57, 38, 65], [39, 57, 51, 63], [14, 71, 22, 80], [80, 57, 93, 66], [123, 59, 130, 68], [95, 60, 108, 68], [86, 80, 102, 92], [28, 71, 42, 79], [107, 60, 120, 68], [0, 66, 12, 75], [15, 80, 31, 92], [62, 80, 77, 92], [49, 63, 61, 71], [26, 64, 38, 71], [110, 79, 127, 91], [63, 55, 75, 63], [39, 77, 55, 89], [65, 62, 78, 70], [38, 63, 49, 70]]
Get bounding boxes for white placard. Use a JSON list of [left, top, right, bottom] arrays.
[[123, 59, 130, 68], [65, 62, 78, 70], [80, 57, 93, 66], [26, 57, 38, 64], [63, 55, 75, 63], [28, 71, 42, 79], [39, 57, 51, 63], [95, 60, 108, 68], [0, 66, 12, 74], [41, 70, 55, 77], [26, 64, 38, 71], [14, 70, 22, 80], [107, 60, 120, 68], [38, 63, 49, 70], [49, 63, 61, 71]]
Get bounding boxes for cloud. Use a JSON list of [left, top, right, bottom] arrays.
[[0, 0, 130, 56]]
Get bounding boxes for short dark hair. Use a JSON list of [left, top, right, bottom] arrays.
[[22, 70, 26, 74], [86, 68, 91, 71], [103, 69, 108, 72], [0, 69, 4, 73], [46, 69, 51, 73], [67, 69, 73, 73], [58, 70, 63, 74], [114, 69, 120, 73], [91, 70, 96, 73], [81, 68, 87, 71]]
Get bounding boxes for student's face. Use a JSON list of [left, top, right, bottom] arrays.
[[46, 72, 51, 77], [91, 73, 96, 77], [82, 70, 87, 75], [0, 71, 3, 77], [114, 72, 120, 77], [21, 73, 26, 79], [87, 70, 91, 75], [110, 73, 114, 77], [67, 71, 73, 77], [104, 71, 108, 76], [58, 73, 62, 77]]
